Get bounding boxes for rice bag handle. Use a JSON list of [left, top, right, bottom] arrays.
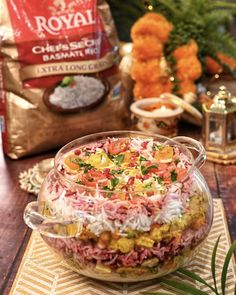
[[172, 136, 206, 169], [24, 201, 82, 239]]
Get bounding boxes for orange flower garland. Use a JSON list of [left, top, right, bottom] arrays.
[[173, 40, 202, 95], [172, 40, 198, 60], [131, 13, 202, 99], [132, 36, 164, 60], [131, 17, 173, 43], [205, 57, 223, 74], [134, 81, 170, 99], [131, 59, 163, 83], [131, 13, 173, 100], [206, 53, 236, 74], [219, 53, 236, 69], [176, 56, 202, 81], [178, 80, 197, 96]]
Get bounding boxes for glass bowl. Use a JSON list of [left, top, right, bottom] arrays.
[[24, 131, 213, 282]]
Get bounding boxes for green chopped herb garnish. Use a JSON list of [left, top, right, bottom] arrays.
[[72, 158, 93, 173], [141, 165, 147, 175], [139, 156, 148, 162], [72, 158, 85, 165], [110, 169, 124, 175], [141, 164, 158, 175], [171, 170, 178, 182], [102, 186, 113, 197], [143, 182, 153, 189], [114, 154, 125, 165], [60, 76, 74, 87], [153, 176, 163, 184], [102, 178, 119, 192], [108, 154, 125, 165], [84, 164, 93, 173], [111, 177, 119, 188], [103, 185, 111, 191], [108, 153, 114, 160], [76, 180, 82, 184], [174, 158, 180, 165], [152, 144, 164, 151]]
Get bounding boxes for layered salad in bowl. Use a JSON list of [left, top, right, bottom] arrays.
[[24, 131, 213, 282]]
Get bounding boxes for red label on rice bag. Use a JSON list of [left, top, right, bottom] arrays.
[[6, 0, 113, 87]]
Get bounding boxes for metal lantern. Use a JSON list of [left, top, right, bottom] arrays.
[[202, 85, 236, 164]]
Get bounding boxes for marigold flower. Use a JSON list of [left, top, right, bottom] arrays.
[[173, 40, 198, 60], [205, 56, 223, 74], [205, 53, 236, 74], [176, 56, 202, 81], [218, 53, 236, 69], [132, 36, 163, 60], [131, 59, 163, 83], [133, 81, 166, 99], [178, 80, 197, 95], [131, 18, 173, 43]]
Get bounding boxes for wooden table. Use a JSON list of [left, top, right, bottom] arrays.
[[0, 125, 236, 295]]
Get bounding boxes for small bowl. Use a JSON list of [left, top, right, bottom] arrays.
[[130, 97, 184, 137], [43, 76, 110, 114]]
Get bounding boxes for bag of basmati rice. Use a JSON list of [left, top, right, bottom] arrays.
[[0, 0, 130, 159]]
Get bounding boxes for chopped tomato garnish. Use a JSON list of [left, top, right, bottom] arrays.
[[108, 138, 128, 155], [127, 177, 135, 185], [141, 141, 148, 148], [81, 169, 108, 188]]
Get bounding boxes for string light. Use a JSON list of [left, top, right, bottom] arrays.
[[142, 0, 154, 11]]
